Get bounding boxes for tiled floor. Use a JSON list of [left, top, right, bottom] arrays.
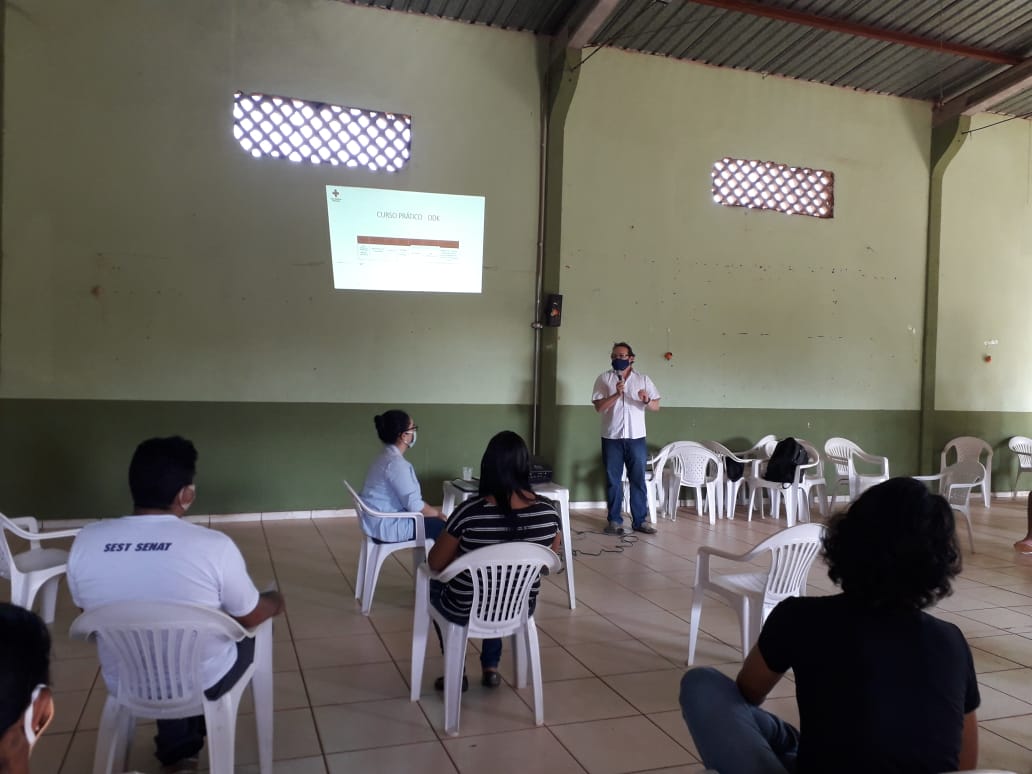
[[34, 497, 1032, 773]]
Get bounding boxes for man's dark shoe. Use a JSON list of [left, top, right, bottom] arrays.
[[603, 523, 625, 535], [481, 670, 502, 688], [633, 524, 658, 535], [434, 674, 469, 692]]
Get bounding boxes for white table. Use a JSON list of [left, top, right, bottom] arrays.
[[442, 480, 576, 610]]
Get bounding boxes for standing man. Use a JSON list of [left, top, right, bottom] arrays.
[[592, 342, 661, 535], [68, 436, 285, 774]]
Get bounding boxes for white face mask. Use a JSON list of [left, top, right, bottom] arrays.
[[22, 684, 46, 751], [406, 430, 418, 448]]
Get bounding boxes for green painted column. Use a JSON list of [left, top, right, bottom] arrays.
[[919, 116, 969, 471], [535, 43, 580, 468]]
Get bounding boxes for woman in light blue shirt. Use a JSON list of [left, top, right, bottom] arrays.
[[360, 410, 447, 543]]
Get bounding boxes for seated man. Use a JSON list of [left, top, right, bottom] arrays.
[[679, 477, 979, 774], [68, 436, 285, 774], [0, 603, 54, 774]]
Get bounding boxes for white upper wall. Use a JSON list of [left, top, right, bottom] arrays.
[[2, 0, 541, 403], [556, 48, 931, 410]]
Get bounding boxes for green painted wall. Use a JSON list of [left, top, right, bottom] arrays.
[[0, 400, 528, 518], [2, 0, 541, 405], [3, 1, 1032, 516], [555, 49, 931, 412], [937, 116, 1032, 412]]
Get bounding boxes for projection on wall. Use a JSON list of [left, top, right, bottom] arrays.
[[325, 185, 485, 293]]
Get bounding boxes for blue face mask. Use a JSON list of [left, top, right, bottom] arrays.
[[611, 358, 631, 372]]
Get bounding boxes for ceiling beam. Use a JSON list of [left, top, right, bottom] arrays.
[[933, 57, 1032, 126], [687, 0, 1023, 66], [569, 0, 623, 49]]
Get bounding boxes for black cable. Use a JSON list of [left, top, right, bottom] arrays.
[[570, 528, 640, 556], [570, 0, 664, 73], [961, 111, 1032, 134]]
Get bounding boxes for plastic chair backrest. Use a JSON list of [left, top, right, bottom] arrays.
[[739, 435, 777, 459], [70, 601, 247, 717], [667, 443, 720, 486], [756, 523, 825, 615], [439, 543, 560, 637], [942, 436, 991, 469], [824, 437, 862, 477], [343, 479, 424, 542], [798, 440, 823, 478], [942, 460, 985, 506], [0, 516, 18, 581], [1008, 436, 1032, 467]]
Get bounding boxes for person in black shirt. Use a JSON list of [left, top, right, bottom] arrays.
[[679, 477, 980, 774]]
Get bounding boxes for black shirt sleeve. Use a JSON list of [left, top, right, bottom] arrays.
[[757, 597, 798, 674]]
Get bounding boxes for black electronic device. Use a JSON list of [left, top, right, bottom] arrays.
[[530, 461, 553, 484]]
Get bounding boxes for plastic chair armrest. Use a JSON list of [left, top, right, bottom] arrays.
[[5, 519, 79, 542], [696, 545, 749, 563]]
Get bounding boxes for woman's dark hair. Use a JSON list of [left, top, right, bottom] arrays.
[[823, 476, 961, 610], [0, 603, 50, 733], [478, 430, 536, 537], [374, 410, 411, 445]]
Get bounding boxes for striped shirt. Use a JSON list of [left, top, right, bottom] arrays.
[[436, 495, 560, 622]]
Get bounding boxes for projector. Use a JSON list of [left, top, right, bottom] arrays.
[[530, 462, 553, 484]]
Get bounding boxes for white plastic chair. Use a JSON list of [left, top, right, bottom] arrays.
[[824, 437, 861, 504], [0, 514, 79, 623], [620, 443, 671, 525], [1008, 436, 1032, 499], [70, 601, 273, 774], [660, 443, 723, 523], [344, 480, 431, 615], [700, 441, 752, 520], [744, 440, 820, 526], [730, 435, 776, 511], [410, 542, 560, 736], [847, 448, 890, 500], [687, 523, 825, 663], [797, 440, 829, 518], [941, 437, 993, 508], [914, 460, 984, 552]]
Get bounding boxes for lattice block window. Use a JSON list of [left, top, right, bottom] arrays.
[[232, 91, 411, 172], [712, 157, 833, 219]]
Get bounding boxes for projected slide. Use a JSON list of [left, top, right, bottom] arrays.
[[325, 186, 485, 293]]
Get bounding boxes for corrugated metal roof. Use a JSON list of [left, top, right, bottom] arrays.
[[346, 0, 1032, 118]]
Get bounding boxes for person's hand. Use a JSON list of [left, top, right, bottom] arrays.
[[638, 389, 649, 402], [615, 379, 626, 394]]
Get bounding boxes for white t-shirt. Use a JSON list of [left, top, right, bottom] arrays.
[[592, 369, 660, 439], [67, 514, 261, 690]]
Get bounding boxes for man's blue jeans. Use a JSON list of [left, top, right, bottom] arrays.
[[679, 667, 799, 774], [602, 437, 648, 527]]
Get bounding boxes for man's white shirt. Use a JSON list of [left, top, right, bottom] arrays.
[[68, 514, 260, 690], [592, 369, 660, 439]]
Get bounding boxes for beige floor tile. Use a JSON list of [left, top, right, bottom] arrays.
[[294, 632, 392, 669], [980, 714, 1032, 752], [238, 669, 310, 713], [32, 730, 71, 774], [235, 756, 328, 773], [442, 727, 584, 774], [970, 646, 1026, 674], [550, 715, 697, 774], [647, 709, 699, 758], [230, 707, 323, 764], [978, 667, 1032, 704], [976, 727, 1032, 772], [51, 657, 100, 693], [326, 741, 456, 773], [960, 607, 1032, 630], [970, 634, 1032, 666], [531, 677, 638, 725], [538, 645, 595, 682], [304, 662, 410, 705], [537, 614, 635, 646], [313, 698, 437, 753], [563, 639, 673, 676], [421, 683, 543, 737], [974, 683, 1032, 720], [604, 668, 687, 713]]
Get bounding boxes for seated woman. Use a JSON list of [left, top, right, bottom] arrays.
[[680, 476, 980, 774], [361, 410, 447, 543], [0, 603, 54, 774], [428, 430, 561, 689]]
